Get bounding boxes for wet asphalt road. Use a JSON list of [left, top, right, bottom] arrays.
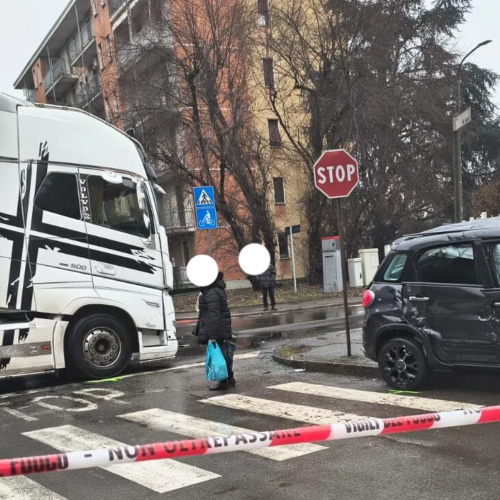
[[176, 306, 365, 355], [0, 319, 499, 498]]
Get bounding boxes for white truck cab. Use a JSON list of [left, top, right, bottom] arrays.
[[0, 93, 178, 379]]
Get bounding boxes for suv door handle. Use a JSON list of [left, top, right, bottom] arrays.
[[409, 296, 429, 302], [95, 264, 116, 276]]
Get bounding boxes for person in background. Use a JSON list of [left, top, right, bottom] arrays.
[[197, 272, 236, 390], [257, 263, 277, 311]]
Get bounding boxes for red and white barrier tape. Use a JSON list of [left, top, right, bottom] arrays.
[[3, 405, 500, 477]]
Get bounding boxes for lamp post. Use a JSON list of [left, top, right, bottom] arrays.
[[454, 40, 492, 223]]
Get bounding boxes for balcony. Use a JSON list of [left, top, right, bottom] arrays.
[[109, 0, 128, 19], [117, 25, 172, 71], [68, 19, 94, 65], [75, 72, 101, 108], [43, 58, 78, 98], [157, 188, 195, 234], [24, 89, 36, 103], [173, 267, 191, 288], [160, 207, 195, 234]]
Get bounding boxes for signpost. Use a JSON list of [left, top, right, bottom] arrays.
[[314, 149, 359, 356], [453, 107, 471, 132], [193, 186, 218, 255], [284, 225, 301, 294]]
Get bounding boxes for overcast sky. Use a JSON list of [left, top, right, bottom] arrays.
[[0, 0, 498, 106]]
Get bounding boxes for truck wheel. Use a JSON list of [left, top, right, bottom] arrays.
[[378, 337, 428, 390], [66, 314, 133, 379]]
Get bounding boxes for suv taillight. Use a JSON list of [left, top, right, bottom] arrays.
[[362, 290, 375, 308]]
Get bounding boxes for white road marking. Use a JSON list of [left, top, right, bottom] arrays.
[[73, 388, 129, 405], [0, 388, 44, 401], [120, 408, 326, 461], [31, 396, 97, 413], [0, 476, 67, 499], [269, 382, 481, 413], [201, 394, 368, 425], [1, 407, 37, 422], [23, 425, 219, 493], [162, 352, 260, 372], [0, 352, 261, 400]]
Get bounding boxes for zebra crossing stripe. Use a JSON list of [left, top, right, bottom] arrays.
[[119, 408, 327, 461], [269, 383, 481, 413], [0, 476, 67, 499], [23, 425, 219, 493], [1, 406, 499, 478], [200, 394, 368, 424]]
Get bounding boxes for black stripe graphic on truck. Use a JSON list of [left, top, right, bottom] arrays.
[[0, 144, 47, 370], [3, 163, 32, 310], [20, 143, 49, 312], [0, 331, 15, 371]]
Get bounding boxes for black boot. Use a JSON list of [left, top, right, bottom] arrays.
[[228, 377, 236, 387], [209, 380, 230, 391]]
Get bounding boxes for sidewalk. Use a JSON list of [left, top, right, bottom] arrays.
[[176, 296, 362, 321], [272, 328, 379, 378]]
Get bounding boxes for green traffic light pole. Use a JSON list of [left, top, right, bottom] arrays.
[[454, 39, 492, 223]]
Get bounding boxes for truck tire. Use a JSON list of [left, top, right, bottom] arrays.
[[66, 314, 133, 379], [378, 337, 428, 390]]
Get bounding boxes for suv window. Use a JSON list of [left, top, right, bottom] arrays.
[[417, 244, 477, 284], [491, 245, 500, 284], [383, 253, 408, 282], [87, 176, 149, 238], [35, 172, 81, 220]]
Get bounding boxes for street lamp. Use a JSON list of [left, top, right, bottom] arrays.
[[454, 39, 492, 223]]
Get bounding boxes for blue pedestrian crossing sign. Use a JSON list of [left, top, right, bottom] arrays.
[[193, 186, 218, 230]]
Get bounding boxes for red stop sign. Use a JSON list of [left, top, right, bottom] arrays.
[[314, 149, 359, 198]]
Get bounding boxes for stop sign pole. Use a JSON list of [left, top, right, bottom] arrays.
[[314, 149, 359, 357]]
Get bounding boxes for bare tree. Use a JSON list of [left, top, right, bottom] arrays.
[[114, 0, 277, 277], [268, 0, 499, 280]]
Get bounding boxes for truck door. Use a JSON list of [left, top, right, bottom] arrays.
[[79, 169, 165, 331], [404, 243, 498, 364]]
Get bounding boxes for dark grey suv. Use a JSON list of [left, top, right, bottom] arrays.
[[362, 218, 500, 390]]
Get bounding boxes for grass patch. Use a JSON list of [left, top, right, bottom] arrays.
[[277, 345, 313, 357], [173, 282, 363, 313]]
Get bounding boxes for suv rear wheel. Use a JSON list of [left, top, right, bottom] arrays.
[[378, 337, 428, 390]]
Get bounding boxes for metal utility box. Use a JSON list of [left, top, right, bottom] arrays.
[[322, 237, 343, 292], [359, 248, 380, 286], [348, 258, 363, 288]]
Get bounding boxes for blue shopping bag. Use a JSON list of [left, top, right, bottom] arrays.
[[205, 342, 228, 381]]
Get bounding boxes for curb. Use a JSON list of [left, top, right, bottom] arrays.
[[176, 299, 362, 322], [272, 349, 379, 378]]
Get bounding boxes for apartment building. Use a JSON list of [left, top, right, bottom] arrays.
[[14, 0, 309, 288]]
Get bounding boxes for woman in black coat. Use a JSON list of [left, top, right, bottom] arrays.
[[197, 272, 236, 390]]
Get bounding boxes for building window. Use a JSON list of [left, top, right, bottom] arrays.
[[273, 177, 285, 204], [105, 36, 113, 62], [97, 43, 104, 70], [278, 233, 289, 259], [268, 119, 281, 147], [257, 0, 270, 27], [262, 58, 274, 88], [113, 91, 120, 113], [35, 173, 81, 220]]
